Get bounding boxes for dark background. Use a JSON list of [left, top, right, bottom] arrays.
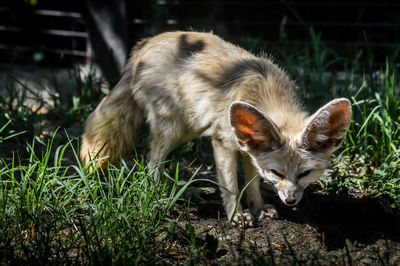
[[1, 0, 399, 71]]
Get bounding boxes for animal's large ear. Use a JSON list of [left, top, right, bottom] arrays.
[[230, 101, 283, 151], [302, 98, 352, 153]]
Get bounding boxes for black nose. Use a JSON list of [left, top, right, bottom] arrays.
[[285, 198, 296, 205]]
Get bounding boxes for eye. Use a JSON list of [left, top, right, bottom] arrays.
[[271, 169, 285, 179], [297, 170, 311, 179]]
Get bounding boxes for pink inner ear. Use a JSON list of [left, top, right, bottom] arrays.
[[328, 102, 351, 133], [233, 108, 259, 126], [305, 100, 351, 151], [231, 108, 266, 149]]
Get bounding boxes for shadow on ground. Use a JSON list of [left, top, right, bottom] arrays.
[[176, 151, 400, 264]]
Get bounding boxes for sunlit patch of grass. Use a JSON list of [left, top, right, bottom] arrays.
[[0, 134, 201, 264], [343, 62, 400, 208]]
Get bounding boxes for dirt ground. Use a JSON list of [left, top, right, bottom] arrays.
[[182, 184, 400, 264], [171, 144, 400, 265]]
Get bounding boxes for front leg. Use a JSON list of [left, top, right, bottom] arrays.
[[212, 137, 254, 226], [242, 153, 278, 220]]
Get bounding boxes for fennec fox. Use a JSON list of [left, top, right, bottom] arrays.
[[81, 31, 352, 226]]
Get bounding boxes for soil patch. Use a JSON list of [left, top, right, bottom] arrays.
[[174, 144, 400, 265]]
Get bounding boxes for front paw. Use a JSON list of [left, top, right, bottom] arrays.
[[232, 210, 255, 228], [256, 204, 278, 221]]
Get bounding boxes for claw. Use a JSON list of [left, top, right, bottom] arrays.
[[232, 211, 255, 227], [256, 204, 278, 221]]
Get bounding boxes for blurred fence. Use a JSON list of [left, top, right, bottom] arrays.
[[0, 1, 87, 66], [1, 0, 399, 67]]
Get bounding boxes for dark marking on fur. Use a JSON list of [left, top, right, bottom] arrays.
[[195, 58, 269, 89], [134, 61, 146, 77], [222, 58, 268, 85], [177, 34, 205, 62]]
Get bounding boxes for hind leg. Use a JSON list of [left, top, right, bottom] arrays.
[[148, 132, 177, 175], [147, 122, 191, 177]]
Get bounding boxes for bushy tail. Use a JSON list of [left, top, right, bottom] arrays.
[[80, 67, 144, 169]]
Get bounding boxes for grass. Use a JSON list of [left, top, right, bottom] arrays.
[[0, 29, 399, 264], [343, 64, 400, 208], [0, 134, 206, 264], [0, 80, 38, 148]]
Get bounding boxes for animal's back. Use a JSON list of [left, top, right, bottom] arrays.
[[130, 31, 304, 142], [81, 31, 305, 168]]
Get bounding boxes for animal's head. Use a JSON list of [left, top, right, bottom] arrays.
[[230, 99, 352, 206]]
